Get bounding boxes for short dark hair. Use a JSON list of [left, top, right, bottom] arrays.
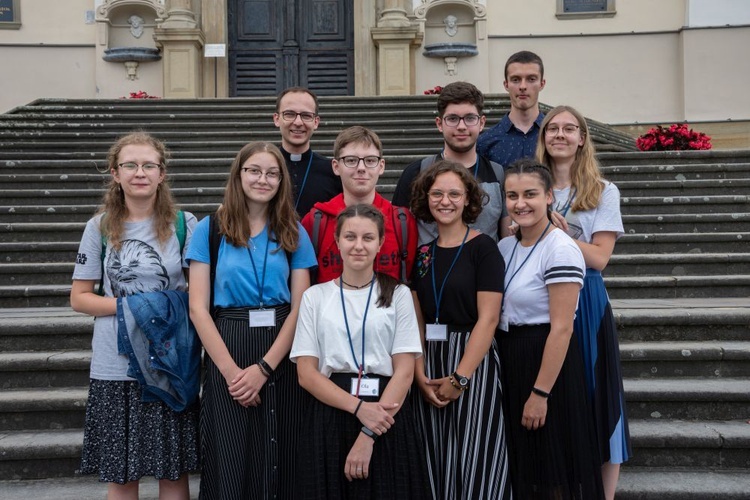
[[276, 87, 319, 114], [436, 81, 484, 116], [504, 50, 544, 80], [410, 159, 487, 225]]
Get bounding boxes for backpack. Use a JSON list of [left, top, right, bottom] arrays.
[[419, 154, 505, 183], [207, 214, 293, 318], [98, 210, 186, 295], [310, 206, 410, 283]]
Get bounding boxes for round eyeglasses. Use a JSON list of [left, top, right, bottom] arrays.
[[545, 124, 580, 136]]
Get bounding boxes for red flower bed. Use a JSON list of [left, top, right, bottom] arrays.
[[636, 123, 711, 151], [122, 91, 160, 99], [423, 85, 443, 95]]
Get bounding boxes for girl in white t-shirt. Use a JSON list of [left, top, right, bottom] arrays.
[[291, 204, 428, 499], [538, 105, 631, 500], [499, 158, 603, 498]]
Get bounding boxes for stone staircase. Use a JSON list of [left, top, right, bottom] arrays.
[[0, 97, 748, 499]]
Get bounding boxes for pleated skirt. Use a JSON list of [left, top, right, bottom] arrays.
[[414, 328, 512, 500], [199, 304, 303, 500], [575, 270, 632, 464], [296, 373, 430, 500], [80, 379, 199, 484], [498, 324, 604, 500]]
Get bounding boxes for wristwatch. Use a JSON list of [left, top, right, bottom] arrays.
[[452, 371, 470, 391]]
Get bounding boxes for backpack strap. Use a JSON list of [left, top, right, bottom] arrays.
[[419, 154, 440, 173], [311, 208, 324, 255], [208, 213, 221, 319], [488, 160, 505, 183], [175, 209, 186, 254], [98, 232, 107, 296], [393, 207, 409, 283]]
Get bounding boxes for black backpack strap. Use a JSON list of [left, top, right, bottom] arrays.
[[208, 213, 221, 319], [419, 154, 440, 173], [311, 209, 323, 255], [394, 207, 409, 283]]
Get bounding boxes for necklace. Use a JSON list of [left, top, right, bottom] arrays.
[[340, 275, 375, 290]]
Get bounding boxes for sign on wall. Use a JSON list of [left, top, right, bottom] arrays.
[[0, 0, 20, 28], [563, 0, 608, 13]]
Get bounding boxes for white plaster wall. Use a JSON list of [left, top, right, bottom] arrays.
[[687, 0, 750, 27], [0, 0, 95, 44]]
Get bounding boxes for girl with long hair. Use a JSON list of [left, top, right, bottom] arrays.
[[291, 204, 428, 499], [187, 141, 317, 499], [537, 105, 631, 499], [71, 131, 199, 499]]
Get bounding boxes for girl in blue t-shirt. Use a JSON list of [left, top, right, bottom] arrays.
[[187, 141, 316, 499]]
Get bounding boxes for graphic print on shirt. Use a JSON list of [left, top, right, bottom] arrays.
[[106, 239, 170, 297], [553, 198, 584, 240]]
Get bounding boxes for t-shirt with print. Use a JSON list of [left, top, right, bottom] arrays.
[[73, 212, 197, 380], [553, 181, 624, 244]]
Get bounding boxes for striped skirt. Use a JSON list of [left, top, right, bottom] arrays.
[[199, 304, 303, 500], [575, 270, 632, 464], [414, 327, 512, 500]]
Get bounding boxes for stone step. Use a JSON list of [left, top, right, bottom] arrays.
[[0, 387, 87, 431], [612, 298, 750, 342], [0, 203, 218, 224], [617, 468, 750, 500], [620, 341, 750, 378], [0, 429, 82, 480], [601, 162, 750, 181], [604, 274, 750, 299], [624, 378, 750, 420], [621, 213, 750, 234], [606, 253, 750, 277], [627, 419, 750, 469], [620, 195, 749, 215], [598, 150, 750, 167], [0, 475, 201, 500], [1, 263, 74, 286], [615, 178, 750, 197], [0, 351, 90, 389], [0, 308, 92, 352], [0, 285, 71, 308], [614, 232, 750, 253]]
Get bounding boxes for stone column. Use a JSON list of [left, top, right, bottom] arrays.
[[370, 1, 423, 95], [153, 0, 205, 98]]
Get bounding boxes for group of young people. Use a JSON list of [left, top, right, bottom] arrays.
[[71, 50, 630, 500]]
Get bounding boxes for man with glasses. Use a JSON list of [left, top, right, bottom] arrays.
[[477, 50, 546, 169], [392, 81, 510, 244], [274, 87, 342, 216], [301, 126, 417, 284]]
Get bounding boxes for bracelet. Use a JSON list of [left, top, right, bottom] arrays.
[[257, 363, 270, 377], [360, 426, 377, 441], [353, 400, 363, 417], [448, 375, 461, 391], [531, 386, 550, 399], [257, 358, 274, 378]]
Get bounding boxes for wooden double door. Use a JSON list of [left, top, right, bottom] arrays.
[[228, 0, 354, 96]]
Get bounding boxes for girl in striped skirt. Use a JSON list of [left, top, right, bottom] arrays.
[[187, 142, 317, 499], [409, 160, 513, 499], [291, 204, 429, 499]]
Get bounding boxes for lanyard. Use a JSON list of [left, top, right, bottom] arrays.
[[440, 150, 479, 178], [246, 231, 270, 308], [431, 226, 470, 324], [502, 221, 551, 310], [340, 274, 376, 375], [556, 187, 577, 217], [294, 152, 315, 211]]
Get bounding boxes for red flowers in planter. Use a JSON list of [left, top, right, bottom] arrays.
[[424, 85, 443, 95], [636, 124, 711, 151], [123, 91, 160, 99]]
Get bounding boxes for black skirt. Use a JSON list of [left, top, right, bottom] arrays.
[[296, 373, 430, 500], [498, 324, 604, 500]]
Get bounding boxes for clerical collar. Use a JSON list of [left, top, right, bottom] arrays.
[[290, 153, 302, 162]]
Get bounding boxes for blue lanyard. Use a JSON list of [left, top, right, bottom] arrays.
[[556, 187, 577, 217], [340, 275, 376, 373], [431, 226, 470, 324], [502, 221, 551, 310], [440, 150, 479, 178], [246, 231, 270, 308], [294, 152, 315, 211]]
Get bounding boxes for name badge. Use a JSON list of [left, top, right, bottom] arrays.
[[351, 377, 380, 397], [426, 323, 448, 342], [249, 308, 276, 328]]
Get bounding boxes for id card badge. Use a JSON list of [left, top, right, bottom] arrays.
[[351, 377, 380, 397], [249, 308, 276, 328], [426, 323, 448, 342]]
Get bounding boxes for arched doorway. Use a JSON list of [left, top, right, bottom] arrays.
[[228, 0, 354, 96]]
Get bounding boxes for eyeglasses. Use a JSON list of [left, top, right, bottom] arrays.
[[441, 114, 481, 127], [337, 155, 382, 169], [428, 189, 465, 202], [118, 162, 161, 172], [545, 124, 580, 136], [241, 167, 282, 182], [280, 110, 317, 122]]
